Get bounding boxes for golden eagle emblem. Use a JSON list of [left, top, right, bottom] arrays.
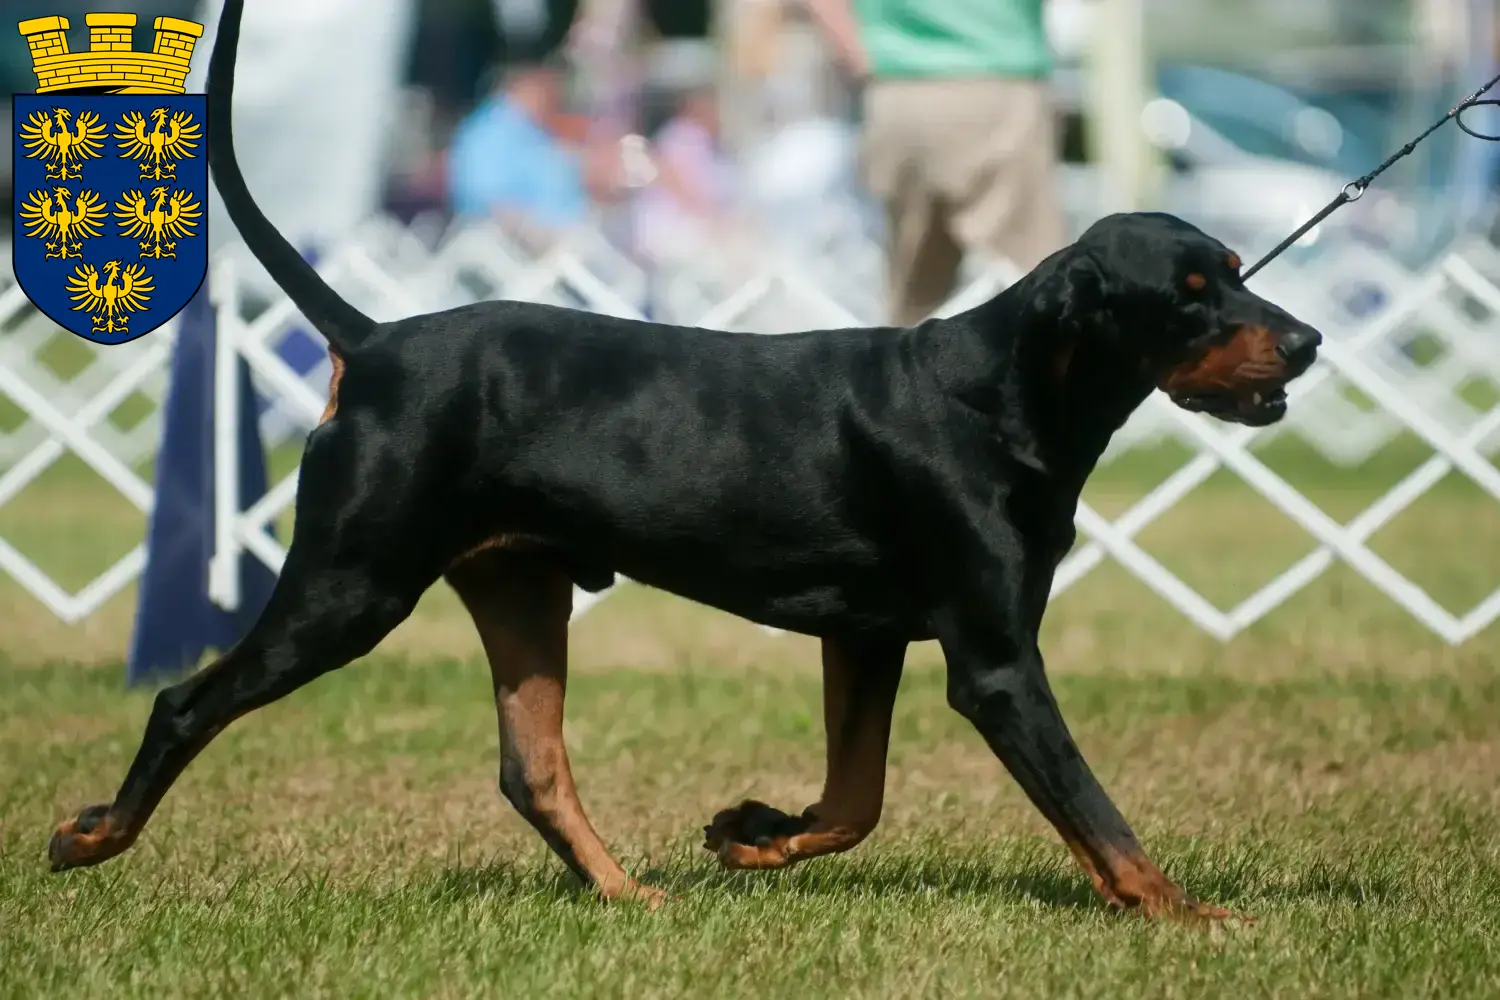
[[114, 107, 202, 182], [17, 186, 108, 260], [19, 108, 107, 181], [115, 185, 204, 260], [65, 260, 155, 336]]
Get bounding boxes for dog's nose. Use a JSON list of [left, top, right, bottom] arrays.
[[1276, 326, 1322, 369]]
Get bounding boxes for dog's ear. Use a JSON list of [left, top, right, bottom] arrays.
[[1044, 250, 1117, 347], [1056, 251, 1108, 306], [1024, 250, 1116, 385]]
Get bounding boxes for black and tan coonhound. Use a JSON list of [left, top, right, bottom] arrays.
[[47, 0, 1322, 921]]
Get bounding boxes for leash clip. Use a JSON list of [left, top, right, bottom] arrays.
[[1341, 181, 1366, 203]]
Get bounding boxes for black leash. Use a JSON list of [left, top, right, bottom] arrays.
[[1242, 71, 1500, 281]]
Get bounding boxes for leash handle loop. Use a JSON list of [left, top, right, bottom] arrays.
[[1457, 99, 1500, 141]]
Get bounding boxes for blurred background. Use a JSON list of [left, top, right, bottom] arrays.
[[7, 7, 1500, 987], [5, 11, 1500, 986], [5, 0, 1500, 276], [3, 0, 1500, 667]]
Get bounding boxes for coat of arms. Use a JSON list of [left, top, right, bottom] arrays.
[[11, 12, 207, 344]]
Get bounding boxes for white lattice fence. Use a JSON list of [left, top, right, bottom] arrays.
[[2, 217, 1498, 642], [0, 278, 175, 621]]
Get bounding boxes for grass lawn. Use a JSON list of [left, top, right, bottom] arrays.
[[0, 432, 1498, 997]]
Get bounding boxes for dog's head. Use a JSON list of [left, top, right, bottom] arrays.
[[1057, 213, 1322, 427]]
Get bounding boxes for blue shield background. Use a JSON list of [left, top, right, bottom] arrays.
[[12, 93, 208, 345]]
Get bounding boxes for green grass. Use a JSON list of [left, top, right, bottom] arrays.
[[0, 433, 1498, 997], [2, 659, 1498, 998]]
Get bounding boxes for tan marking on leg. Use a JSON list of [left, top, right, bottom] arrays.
[[48, 809, 127, 869], [49, 669, 260, 873], [706, 636, 905, 869], [1061, 837, 1241, 923], [447, 552, 660, 906]]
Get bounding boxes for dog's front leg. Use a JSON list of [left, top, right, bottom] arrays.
[[703, 635, 906, 870], [932, 554, 1241, 922]]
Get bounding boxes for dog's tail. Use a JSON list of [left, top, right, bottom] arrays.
[[207, 0, 374, 355]]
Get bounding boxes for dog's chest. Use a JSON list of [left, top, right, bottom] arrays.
[[1008, 503, 1078, 576]]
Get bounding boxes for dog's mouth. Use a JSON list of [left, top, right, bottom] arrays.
[[1172, 385, 1289, 426]]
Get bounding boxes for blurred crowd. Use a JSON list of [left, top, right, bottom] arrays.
[[6, 0, 1500, 287], [388, 0, 1078, 312], [381, 0, 1500, 296], [390, 0, 862, 270], [425, 37, 749, 266]]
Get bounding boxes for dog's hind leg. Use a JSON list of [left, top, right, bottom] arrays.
[[48, 426, 445, 873], [703, 635, 906, 870], [446, 549, 662, 906], [47, 533, 433, 872]]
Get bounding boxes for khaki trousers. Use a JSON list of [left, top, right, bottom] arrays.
[[861, 77, 1067, 326]]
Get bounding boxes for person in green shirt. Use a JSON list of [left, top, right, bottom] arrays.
[[805, 0, 1067, 325]]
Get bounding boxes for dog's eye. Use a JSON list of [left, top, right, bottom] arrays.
[[1184, 273, 1207, 291], [1225, 253, 1241, 271]]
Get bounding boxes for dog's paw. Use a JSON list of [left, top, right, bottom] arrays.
[[1169, 897, 1254, 927], [592, 876, 673, 910], [701, 799, 813, 870], [1137, 887, 1252, 927], [48, 804, 129, 872], [623, 882, 672, 910]]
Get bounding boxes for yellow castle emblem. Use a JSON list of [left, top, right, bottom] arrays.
[[18, 12, 202, 94]]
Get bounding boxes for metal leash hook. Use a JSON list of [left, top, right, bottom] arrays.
[[1241, 70, 1500, 281]]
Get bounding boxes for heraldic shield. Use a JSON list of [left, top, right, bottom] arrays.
[[12, 92, 207, 345]]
